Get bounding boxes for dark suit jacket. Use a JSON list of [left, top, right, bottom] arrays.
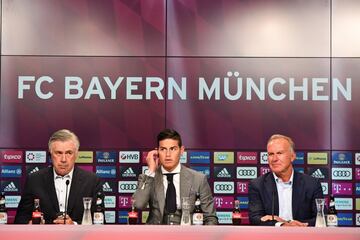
[[248, 171, 323, 226], [14, 166, 102, 224], [133, 165, 218, 225]]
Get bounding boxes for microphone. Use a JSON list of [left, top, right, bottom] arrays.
[[64, 179, 70, 224], [271, 190, 275, 221]]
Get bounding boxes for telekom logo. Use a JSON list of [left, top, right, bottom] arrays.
[[237, 182, 248, 193], [213, 196, 233, 209], [333, 183, 342, 193], [118, 196, 131, 208]]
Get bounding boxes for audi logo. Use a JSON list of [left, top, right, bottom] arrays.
[[237, 170, 256, 176], [215, 184, 233, 191], [119, 184, 137, 190], [332, 170, 351, 177]]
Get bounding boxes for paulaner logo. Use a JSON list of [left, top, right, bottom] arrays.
[[332, 151, 352, 165], [96, 151, 116, 163]]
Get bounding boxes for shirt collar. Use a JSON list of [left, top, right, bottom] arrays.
[[161, 162, 181, 175], [53, 167, 74, 180], [273, 169, 294, 185]]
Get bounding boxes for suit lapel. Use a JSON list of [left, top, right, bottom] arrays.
[[292, 171, 302, 218], [67, 167, 81, 214], [45, 168, 60, 213], [155, 168, 165, 217], [180, 166, 192, 199], [265, 174, 279, 215]]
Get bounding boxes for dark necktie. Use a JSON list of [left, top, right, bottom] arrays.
[[165, 173, 177, 213]]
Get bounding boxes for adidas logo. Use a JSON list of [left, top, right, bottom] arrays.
[[122, 167, 136, 177], [102, 182, 113, 192], [4, 182, 19, 192], [30, 167, 40, 174], [311, 169, 325, 179], [217, 168, 231, 178]]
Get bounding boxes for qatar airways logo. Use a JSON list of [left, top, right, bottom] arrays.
[[17, 73, 352, 101]]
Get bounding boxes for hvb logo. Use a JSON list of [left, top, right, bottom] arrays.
[[119, 151, 140, 163]]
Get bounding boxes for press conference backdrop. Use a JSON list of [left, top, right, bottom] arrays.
[[0, 0, 359, 226]]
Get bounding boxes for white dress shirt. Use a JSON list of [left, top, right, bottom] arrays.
[[53, 168, 73, 213], [161, 163, 181, 210], [273, 170, 294, 223]]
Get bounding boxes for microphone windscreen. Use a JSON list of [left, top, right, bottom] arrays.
[[66, 179, 70, 185]]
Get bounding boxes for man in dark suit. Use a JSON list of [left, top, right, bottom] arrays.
[[15, 129, 102, 224], [249, 134, 323, 227], [133, 129, 218, 225]]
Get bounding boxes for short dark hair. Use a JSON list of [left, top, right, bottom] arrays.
[[157, 129, 182, 147]]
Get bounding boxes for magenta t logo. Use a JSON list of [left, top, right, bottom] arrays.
[[332, 183, 353, 195], [213, 196, 234, 209]]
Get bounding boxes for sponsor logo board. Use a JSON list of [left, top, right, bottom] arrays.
[[119, 151, 140, 163]]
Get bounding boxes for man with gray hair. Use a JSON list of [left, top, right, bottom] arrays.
[[15, 129, 102, 224], [249, 134, 323, 226]]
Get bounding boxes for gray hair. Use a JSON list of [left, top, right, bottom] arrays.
[[48, 129, 80, 152], [267, 134, 295, 152]]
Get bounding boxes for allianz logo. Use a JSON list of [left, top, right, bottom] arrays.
[[1, 168, 22, 175], [97, 169, 116, 175], [102, 182, 113, 192], [217, 168, 231, 178], [311, 169, 325, 179], [4, 182, 19, 192]]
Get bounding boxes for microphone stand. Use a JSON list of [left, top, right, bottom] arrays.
[[64, 179, 70, 224]]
